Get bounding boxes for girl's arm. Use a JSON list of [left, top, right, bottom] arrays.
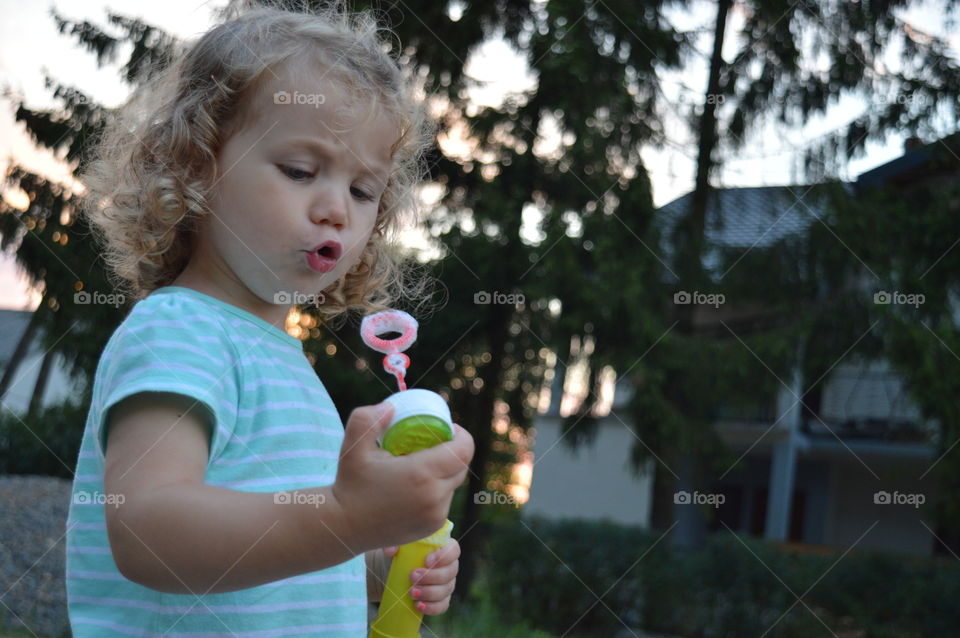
[[104, 394, 473, 594], [103, 392, 356, 594]]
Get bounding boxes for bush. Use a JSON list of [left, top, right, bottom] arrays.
[[0, 400, 87, 478], [427, 568, 559, 638], [644, 533, 829, 637], [482, 515, 960, 638], [485, 515, 648, 636], [811, 549, 960, 638]]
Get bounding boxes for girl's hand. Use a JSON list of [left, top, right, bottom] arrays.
[[332, 403, 474, 553], [384, 538, 460, 615]]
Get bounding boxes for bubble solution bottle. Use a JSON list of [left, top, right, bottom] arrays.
[[369, 389, 455, 638]]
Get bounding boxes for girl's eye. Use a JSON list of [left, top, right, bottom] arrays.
[[279, 165, 376, 201], [279, 165, 313, 181], [351, 186, 375, 202]]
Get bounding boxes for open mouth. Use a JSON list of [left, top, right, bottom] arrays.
[[305, 241, 342, 273], [316, 245, 338, 259]]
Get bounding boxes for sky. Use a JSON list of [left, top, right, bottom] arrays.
[[0, 0, 223, 310], [0, 0, 957, 312]]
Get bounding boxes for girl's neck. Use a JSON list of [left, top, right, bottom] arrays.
[[170, 267, 291, 328]]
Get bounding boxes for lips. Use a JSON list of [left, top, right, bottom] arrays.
[[304, 241, 342, 274]]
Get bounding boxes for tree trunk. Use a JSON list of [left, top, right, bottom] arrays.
[[681, 0, 731, 289], [650, 0, 731, 531], [28, 347, 56, 418], [453, 302, 511, 602], [649, 458, 680, 531], [933, 421, 960, 556]]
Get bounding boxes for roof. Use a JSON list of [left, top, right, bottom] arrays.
[[658, 185, 829, 247], [655, 135, 953, 262], [655, 185, 845, 278], [856, 140, 937, 188]]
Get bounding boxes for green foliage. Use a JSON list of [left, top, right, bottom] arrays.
[[818, 138, 960, 536], [5, 0, 960, 606], [0, 607, 71, 638], [427, 568, 560, 638], [486, 515, 649, 635], [718, 0, 960, 173], [0, 399, 87, 479], [483, 516, 960, 638]]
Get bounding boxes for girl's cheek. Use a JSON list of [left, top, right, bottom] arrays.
[[248, 180, 291, 226]]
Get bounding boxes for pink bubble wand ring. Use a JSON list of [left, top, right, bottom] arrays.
[[360, 309, 418, 391], [360, 310, 455, 638]]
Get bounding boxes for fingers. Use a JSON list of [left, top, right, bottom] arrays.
[[451, 424, 475, 465], [379, 540, 459, 615], [408, 541, 458, 616], [384, 538, 458, 567], [410, 539, 459, 586], [426, 538, 460, 568], [410, 559, 458, 587], [409, 580, 455, 615], [341, 403, 394, 458], [414, 424, 475, 479]]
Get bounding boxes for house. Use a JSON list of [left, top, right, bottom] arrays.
[[0, 308, 82, 415], [525, 141, 943, 556]]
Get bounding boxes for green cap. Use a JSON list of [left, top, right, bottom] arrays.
[[380, 390, 453, 455]]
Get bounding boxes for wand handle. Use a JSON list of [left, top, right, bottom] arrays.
[[369, 390, 454, 638], [369, 520, 453, 638]]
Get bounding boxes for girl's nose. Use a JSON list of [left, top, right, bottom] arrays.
[[308, 185, 348, 229]]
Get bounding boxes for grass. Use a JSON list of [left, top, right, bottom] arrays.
[[426, 601, 559, 638], [0, 620, 70, 638], [424, 570, 560, 638], [0, 601, 70, 638]]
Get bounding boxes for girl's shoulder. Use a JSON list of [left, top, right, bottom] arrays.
[[106, 286, 235, 355], [105, 285, 300, 365]]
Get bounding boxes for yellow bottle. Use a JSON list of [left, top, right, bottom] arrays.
[[369, 520, 453, 638], [369, 389, 454, 638]]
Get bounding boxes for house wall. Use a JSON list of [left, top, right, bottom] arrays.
[[525, 415, 655, 526], [714, 455, 831, 544], [0, 309, 83, 415], [528, 412, 936, 555], [824, 455, 935, 555], [819, 360, 923, 423], [1, 349, 82, 415]]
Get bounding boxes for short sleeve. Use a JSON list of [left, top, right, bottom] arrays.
[[93, 297, 240, 467]]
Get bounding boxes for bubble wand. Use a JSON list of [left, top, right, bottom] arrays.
[[361, 310, 454, 638]]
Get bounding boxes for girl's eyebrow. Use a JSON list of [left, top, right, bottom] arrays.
[[284, 137, 389, 185]]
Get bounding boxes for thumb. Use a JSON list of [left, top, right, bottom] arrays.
[[341, 402, 394, 456]]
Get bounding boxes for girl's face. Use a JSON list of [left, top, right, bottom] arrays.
[[176, 67, 398, 326]]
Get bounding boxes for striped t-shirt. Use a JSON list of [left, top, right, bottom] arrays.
[[66, 285, 367, 637]]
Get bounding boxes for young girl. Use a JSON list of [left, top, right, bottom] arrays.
[[66, 3, 474, 636]]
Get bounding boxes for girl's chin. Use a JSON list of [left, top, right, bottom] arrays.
[[314, 264, 345, 285]]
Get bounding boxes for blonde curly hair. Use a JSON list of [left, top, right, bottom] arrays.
[[80, 0, 438, 326]]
